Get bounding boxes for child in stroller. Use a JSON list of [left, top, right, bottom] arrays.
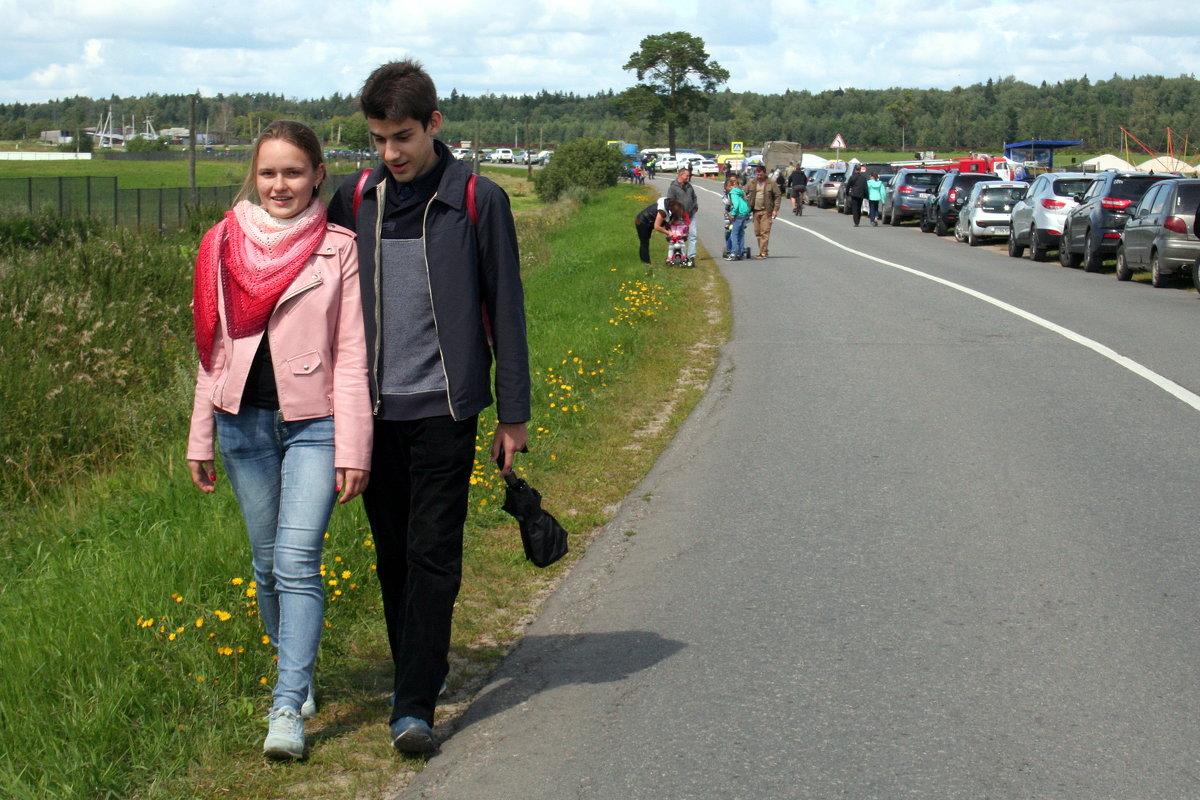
[[666, 213, 691, 266]]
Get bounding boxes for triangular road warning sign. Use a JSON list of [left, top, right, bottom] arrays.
[[830, 134, 846, 148]]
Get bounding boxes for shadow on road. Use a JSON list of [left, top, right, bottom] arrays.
[[449, 629, 686, 734]]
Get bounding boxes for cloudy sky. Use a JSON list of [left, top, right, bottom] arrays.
[[3, 0, 1198, 105]]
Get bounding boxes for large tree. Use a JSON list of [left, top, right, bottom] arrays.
[[617, 32, 729, 154]]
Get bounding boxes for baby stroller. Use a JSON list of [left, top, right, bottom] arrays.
[[666, 216, 691, 267]]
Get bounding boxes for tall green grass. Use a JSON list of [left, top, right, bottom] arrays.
[[0, 183, 719, 798]]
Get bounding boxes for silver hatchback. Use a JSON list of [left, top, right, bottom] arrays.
[[1008, 172, 1096, 261], [1115, 178, 1200, 287]]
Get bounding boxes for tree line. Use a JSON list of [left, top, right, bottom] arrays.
[[2, 73, 1198, 157]]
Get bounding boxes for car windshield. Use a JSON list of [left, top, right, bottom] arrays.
[[906, 173, 941, 189], [980, 186, 1027, 208], [827, 172, 845, 181], [1108, 176, 1166, 200], [1172, 184, 1200, 215], [1053, 178, 1093, 196]]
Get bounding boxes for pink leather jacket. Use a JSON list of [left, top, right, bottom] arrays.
[[187, 223, 372, 471]]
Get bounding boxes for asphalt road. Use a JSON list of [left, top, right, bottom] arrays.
[[401, 175, 1200, 799]]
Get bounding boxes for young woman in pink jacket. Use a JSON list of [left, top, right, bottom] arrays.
[[186, 120, 372, 761]]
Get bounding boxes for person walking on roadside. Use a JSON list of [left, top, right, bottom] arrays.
[[723, 176, 750, 260], [788, 166, 808, 215], [327, 59, 531, 756], [667, 166, 699, 266], [845, 164, 869, 226], [866, 171, 886, 226], [744, 163, 781, 258], [187, 120, 373, 762]]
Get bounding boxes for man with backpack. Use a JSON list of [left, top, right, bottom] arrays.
[[328, 59, 530, 755]]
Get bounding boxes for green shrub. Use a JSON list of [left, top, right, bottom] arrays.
[[0, 210, 100, 251], [533, 138, 626, 202]]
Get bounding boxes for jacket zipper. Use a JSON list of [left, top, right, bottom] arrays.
[[422, 191, 460, 421], [371, 180, 385, 415]]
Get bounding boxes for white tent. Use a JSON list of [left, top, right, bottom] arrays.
[[1135, 155, 1197, 174], [799, 152, 832, 169], [1081, 153, 1136, 172]]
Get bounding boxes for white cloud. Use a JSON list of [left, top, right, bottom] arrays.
[[0, 0, 1196, 103]]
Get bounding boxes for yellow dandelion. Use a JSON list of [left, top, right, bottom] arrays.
[[261, 635, 270, 645], [230, 577, 244, 586], [341, 570, 351, 579], [214, 610, 231, 622], [168, 633, 177, 641], [196, 676, 205, 683], [194, 618, 204, 628], [259, 677, 269, 685], [217, 646, 234, 656]]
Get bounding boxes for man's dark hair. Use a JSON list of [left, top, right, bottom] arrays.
[[360, 60, 439, 125]]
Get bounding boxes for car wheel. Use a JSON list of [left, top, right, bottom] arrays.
[[1192, 258, 1200, 293], [1029, 227, 1047, 261], [1082, 232, 1102, 272], [954, 222, 966, 242], [1115, 246, 1133, 281], [920, 214, 932, 233], [1151, 251, 1168, 288], [934, 217, 948, 236], [968, 228, 981, 246], [1059, 241, 1081, 268], [1008, 234, 1025, 258], [890, 209, 901, 226]]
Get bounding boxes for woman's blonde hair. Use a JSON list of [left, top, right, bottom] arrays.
[[233, 120, 326, 207]]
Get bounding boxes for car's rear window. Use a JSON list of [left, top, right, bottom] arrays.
[[1174, 184, 1200, 215], [827, 172, 845, 181], [1053, 178, 1093, 196], [980, 186, 1027, 208], [1108, 176, 1167, 200], [906, 173, 942, 188]]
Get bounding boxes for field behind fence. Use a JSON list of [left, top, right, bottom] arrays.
[[0, 172, 358, 232]]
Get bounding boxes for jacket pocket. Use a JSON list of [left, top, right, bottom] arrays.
[[287, 350, 323, 376]]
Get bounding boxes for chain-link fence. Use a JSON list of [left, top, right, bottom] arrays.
[[0, 173, 358, 233]]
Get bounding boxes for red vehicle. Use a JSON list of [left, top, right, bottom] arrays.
[[889, 154, 1014, 180]]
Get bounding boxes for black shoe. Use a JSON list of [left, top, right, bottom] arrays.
[[391, 716, 436, 754]]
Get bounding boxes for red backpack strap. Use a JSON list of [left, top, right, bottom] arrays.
[[466, 173, 478, 225], [351, 168, 372, 218]]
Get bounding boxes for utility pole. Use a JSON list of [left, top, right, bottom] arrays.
[[526, 120, 533, 179], [188, 92, 198, 204]]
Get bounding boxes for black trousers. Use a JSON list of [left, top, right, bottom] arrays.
[[362, 414, 479, 725], [636, 220, 655, 264], [850, 195, 866, 225]]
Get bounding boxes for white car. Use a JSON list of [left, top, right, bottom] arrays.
[[1007, 172, 1096, 261], [954, 180, 1029, 246], [694, 160, 720, 177], [492, 148, 514, 163], [657, 154, 680, 171]]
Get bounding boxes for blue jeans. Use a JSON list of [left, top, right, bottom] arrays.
[[215, 407, 336, 714], [729, 216, 748, 256]]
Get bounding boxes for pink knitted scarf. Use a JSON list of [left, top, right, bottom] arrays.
[[193, 199, 326, 370]]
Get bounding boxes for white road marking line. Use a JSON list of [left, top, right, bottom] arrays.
[[767, 217, 1200, 412]]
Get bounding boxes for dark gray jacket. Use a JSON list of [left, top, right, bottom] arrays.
[[329, 145, 530, 425]]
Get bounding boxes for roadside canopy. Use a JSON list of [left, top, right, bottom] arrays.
[[1135, 156, 1197, 174], [1081, 153, 1137, 172]]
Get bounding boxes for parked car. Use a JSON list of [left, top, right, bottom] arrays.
[[1059, 171, 1171, 271], [881, 168, 943, 225], [1007, 172, 1096, 261], [920, 171, 998, 235], [533, 149, 553, 165], [657, 154, 681, 172], [953, 180, 1028, 246], [492, 147, 514, 163], [1115, 178, 1200, 286], [808, 168, 846, 208]]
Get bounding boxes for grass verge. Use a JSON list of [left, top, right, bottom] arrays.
[[0, 180, 729, 799]]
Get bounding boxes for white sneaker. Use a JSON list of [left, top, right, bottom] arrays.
[[263, 707, 305, 760], [301, 685, 317, 720]]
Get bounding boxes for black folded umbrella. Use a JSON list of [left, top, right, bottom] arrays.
[[500, 469, 569, 568]]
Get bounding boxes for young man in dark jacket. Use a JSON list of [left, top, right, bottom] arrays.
[[844, 164, 869, 226], [328, 59, 530, 755]]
